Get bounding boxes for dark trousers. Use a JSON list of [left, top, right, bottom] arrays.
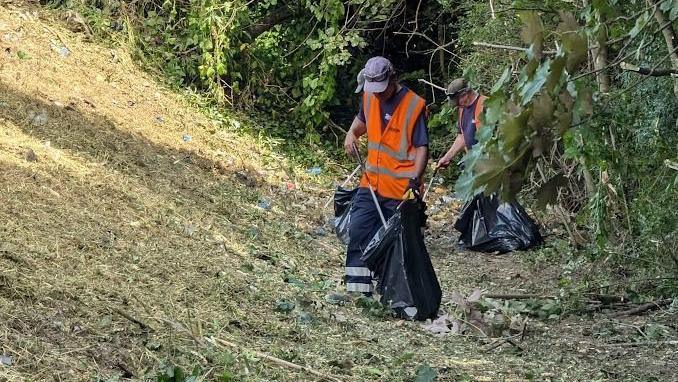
[[345, 187, 399, 293]]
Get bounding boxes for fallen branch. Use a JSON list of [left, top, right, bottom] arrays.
[[484, 293, 556, 300], [483, 336, 524, 353], [417, 78, 447, 92], [599, 340, 678, 348], [115, 308, 154, 332], [209, 337, 344, 382], [611, 299, 673, 318], [620, 61, 678, 76], [472, 41, 556, 55]]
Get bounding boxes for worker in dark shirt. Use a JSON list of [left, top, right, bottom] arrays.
[[342, 56, 429, 294], [437, 78, 487, 169]]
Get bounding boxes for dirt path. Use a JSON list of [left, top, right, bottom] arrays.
[[0, 3, 675, 381]]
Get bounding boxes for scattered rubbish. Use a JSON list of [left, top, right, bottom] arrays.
[[257, 198, 272, 210], [24, 149, 37, 162], [0, 355, 12, 366], [312, 227, 326, 237], [100, 230, 115, 249], [332, 187, 356, 245], [50, 41, 70, 58], [454, 194, 542, 253], [182, 134, 192, 143], [440, 195, 454, 205], [306, 166, 322, 176], [183, 222, 196, 237], [27, 109, 48, 126], [421, 314, 462, 337], [361, 200, 441, 321], [154, 116, 164, 124], [1, 33, 19, 43], [286, 182, 296, 191]]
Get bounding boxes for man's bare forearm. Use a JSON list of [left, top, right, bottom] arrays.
[[443, 135, 465, 162], [348, 117, 367, 138]]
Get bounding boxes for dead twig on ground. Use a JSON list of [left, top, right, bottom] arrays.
[[114, 308, 154, 332], [208, 337, 344, 382], [611, 299, 673, 318]]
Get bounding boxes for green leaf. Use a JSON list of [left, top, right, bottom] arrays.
[[519, 11, 543, 54], [546, 56, 566, 93], [16, 50, 29, 59], [629, 12, 650, 38], [520, 61, 550, 105], [414, 364, 437, 382], [491, 67, 511, 94], [275, 299, 295, 313]]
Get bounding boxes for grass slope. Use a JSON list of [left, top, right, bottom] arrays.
[[0, 3, 675, 381]]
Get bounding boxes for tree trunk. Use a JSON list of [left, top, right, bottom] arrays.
[[244, 6, 296, 42], [649, 0, 678, 96], [585, 0, 610, 93], [438, 23, 446, 81]]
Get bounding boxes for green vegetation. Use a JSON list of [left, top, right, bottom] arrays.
[[48, 0, 677, 297]]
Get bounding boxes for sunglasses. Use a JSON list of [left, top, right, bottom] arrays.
[[363, 70, 390, 82], [446, 87, 468, 100]]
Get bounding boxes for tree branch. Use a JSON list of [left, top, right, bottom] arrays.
[[472, 41, 556, 55], [620, 61, 678, 76]]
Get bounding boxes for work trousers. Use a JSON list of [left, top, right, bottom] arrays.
[[345, 187, 399, 293]]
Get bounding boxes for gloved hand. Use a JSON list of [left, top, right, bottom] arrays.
[[403, 177, 421, 200]]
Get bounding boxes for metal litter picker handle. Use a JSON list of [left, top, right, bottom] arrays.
[[353, 143, 387, 227], [322, 164, 361, 210], [422, 164, 440, 202]]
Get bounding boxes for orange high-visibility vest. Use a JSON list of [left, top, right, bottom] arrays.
[[359, 89, 426, 200], [457, 95, 486, 151]]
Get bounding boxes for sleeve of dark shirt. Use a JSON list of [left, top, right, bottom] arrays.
[[357, 100, 366, 123], [412, 112, 429, 147]]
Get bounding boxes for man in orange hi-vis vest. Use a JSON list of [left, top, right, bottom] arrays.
[[437, 78, 487, 169], [342, 56, 429, 295]]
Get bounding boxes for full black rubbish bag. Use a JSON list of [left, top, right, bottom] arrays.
[[361, 200, 441, 321], [454, 193, 542, 253], [332, 187, 357, 245]]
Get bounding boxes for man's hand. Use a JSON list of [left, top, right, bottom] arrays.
[[344, 117, 367, 156], [436, 156, 452, 170], [403, 177, 421, 200], [344, 131, 357, 156]]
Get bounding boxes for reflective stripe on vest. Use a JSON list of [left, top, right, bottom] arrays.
[[365, 94, 421, 161], [364, 163, 417, 179]]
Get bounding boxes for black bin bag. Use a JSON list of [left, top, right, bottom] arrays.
[[454, 193, 542, 253], [361, 200, 442, 321], [332, 187, 357, 245]]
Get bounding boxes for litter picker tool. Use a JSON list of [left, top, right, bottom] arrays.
[[323, 164, 361, 210], [422, 163, 440, 202], [353, 143, 387, 227]]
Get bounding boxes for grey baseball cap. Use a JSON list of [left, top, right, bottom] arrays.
[[446, 78, 469, 104], [354, 56, 394, 93]]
